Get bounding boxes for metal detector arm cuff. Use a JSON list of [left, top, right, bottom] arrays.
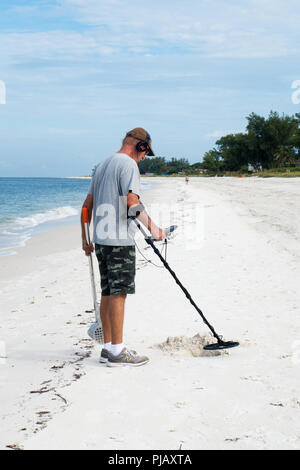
[[128, 203, 146, 219]]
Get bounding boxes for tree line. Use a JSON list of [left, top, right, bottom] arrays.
[[139, 157, 191, 175], [139, 111, 300, 174]]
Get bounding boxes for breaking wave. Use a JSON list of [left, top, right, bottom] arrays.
[[14, 206, 79, 228]]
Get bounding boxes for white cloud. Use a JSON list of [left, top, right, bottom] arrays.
[[0, 0, 299, 65], [0, 31, 100, 65], [59, 0, 300, 58]]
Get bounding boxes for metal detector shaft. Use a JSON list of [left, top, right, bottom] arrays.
[[132, 219, 222, 343]]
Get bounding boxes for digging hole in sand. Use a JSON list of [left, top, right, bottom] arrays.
[[154, 333, 228, 357]]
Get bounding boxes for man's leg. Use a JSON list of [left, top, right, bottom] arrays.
[[100, 293, 127, 345], [110, 294, 126, 345], [106, 291, 149, 366], [99, 295, 111, 344], [95, 244, 111, 347]]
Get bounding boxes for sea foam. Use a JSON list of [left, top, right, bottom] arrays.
[[14, 206, 79, 228]]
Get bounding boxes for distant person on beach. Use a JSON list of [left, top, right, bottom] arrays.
[[81, 128, 166, 367], [185, 176, 189, 184]]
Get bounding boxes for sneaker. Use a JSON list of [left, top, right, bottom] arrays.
[[107, 347, 149, 367], [99, 348, 110, 363]]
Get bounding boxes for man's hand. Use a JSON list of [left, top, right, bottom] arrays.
[[82, 240, 94, 256], [150, 226, 167, 241]]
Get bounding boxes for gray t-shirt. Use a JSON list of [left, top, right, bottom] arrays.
[[87, 153, 141, 246]]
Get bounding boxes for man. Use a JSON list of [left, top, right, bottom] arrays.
[[81, 128, 166, 367]]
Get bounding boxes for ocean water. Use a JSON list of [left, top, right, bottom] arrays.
[[0, 177, 151, 256]]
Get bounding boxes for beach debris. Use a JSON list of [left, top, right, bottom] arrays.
[[6, 443, 23, 451], [76, 338, 94, 350], [71, 351, 91, 363], [269, 402, 284, 407], [51, 362, 66, 370], [240, 376, 263, 382], [175, 401, 186, 408], [73, 372, 84, 380], [55, 393, 68, 405], [30, 386, 55, 394], [36, 412, 52, 427], [154, 333, 228, 357], [279, 354, 292, 359]]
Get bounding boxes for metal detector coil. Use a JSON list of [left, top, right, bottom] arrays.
[[204, 340, 240, 351]]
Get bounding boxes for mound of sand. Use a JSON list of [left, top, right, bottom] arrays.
[[154, 333, 228, 357]]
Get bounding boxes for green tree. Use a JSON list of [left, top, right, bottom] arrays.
[[190, 162, 204, 169], [216, 133, 250, 171], [165, 157, 190, 174], [274, 146, 295, 167], [138, 157, 166, 174], [202, 149, 223, 173], [246, 111, 297, 169], [246, 112, 268, 169], [291, 112, 300, 156]]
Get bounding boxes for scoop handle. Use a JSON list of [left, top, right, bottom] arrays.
[[82, 208, 98, 321], [82, 207, 89, 224]]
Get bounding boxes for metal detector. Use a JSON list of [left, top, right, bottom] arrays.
[[132, 219, 239, 351]]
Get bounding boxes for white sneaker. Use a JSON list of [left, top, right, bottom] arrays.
[[99, 348, 110, 363], [107, 347, 149, 367]]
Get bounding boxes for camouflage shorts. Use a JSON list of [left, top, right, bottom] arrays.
[[95, 244, 136, 296]]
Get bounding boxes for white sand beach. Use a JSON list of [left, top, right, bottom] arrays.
[[0, 177, 300, 450]]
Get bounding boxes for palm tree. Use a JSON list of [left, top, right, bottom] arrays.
[[274, 146, 295, 167]]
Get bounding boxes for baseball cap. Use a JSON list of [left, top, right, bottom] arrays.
[[126, 127, 155, 156]]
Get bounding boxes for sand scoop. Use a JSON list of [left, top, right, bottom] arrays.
[[82, 208, 104, 344], [132, 219, 239, 351]]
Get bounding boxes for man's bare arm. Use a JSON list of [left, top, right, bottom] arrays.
[[81, 194, 94, 255], [127, 192, 166, 241]]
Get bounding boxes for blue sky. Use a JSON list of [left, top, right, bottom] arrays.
[[0, 0, 300, 176]]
